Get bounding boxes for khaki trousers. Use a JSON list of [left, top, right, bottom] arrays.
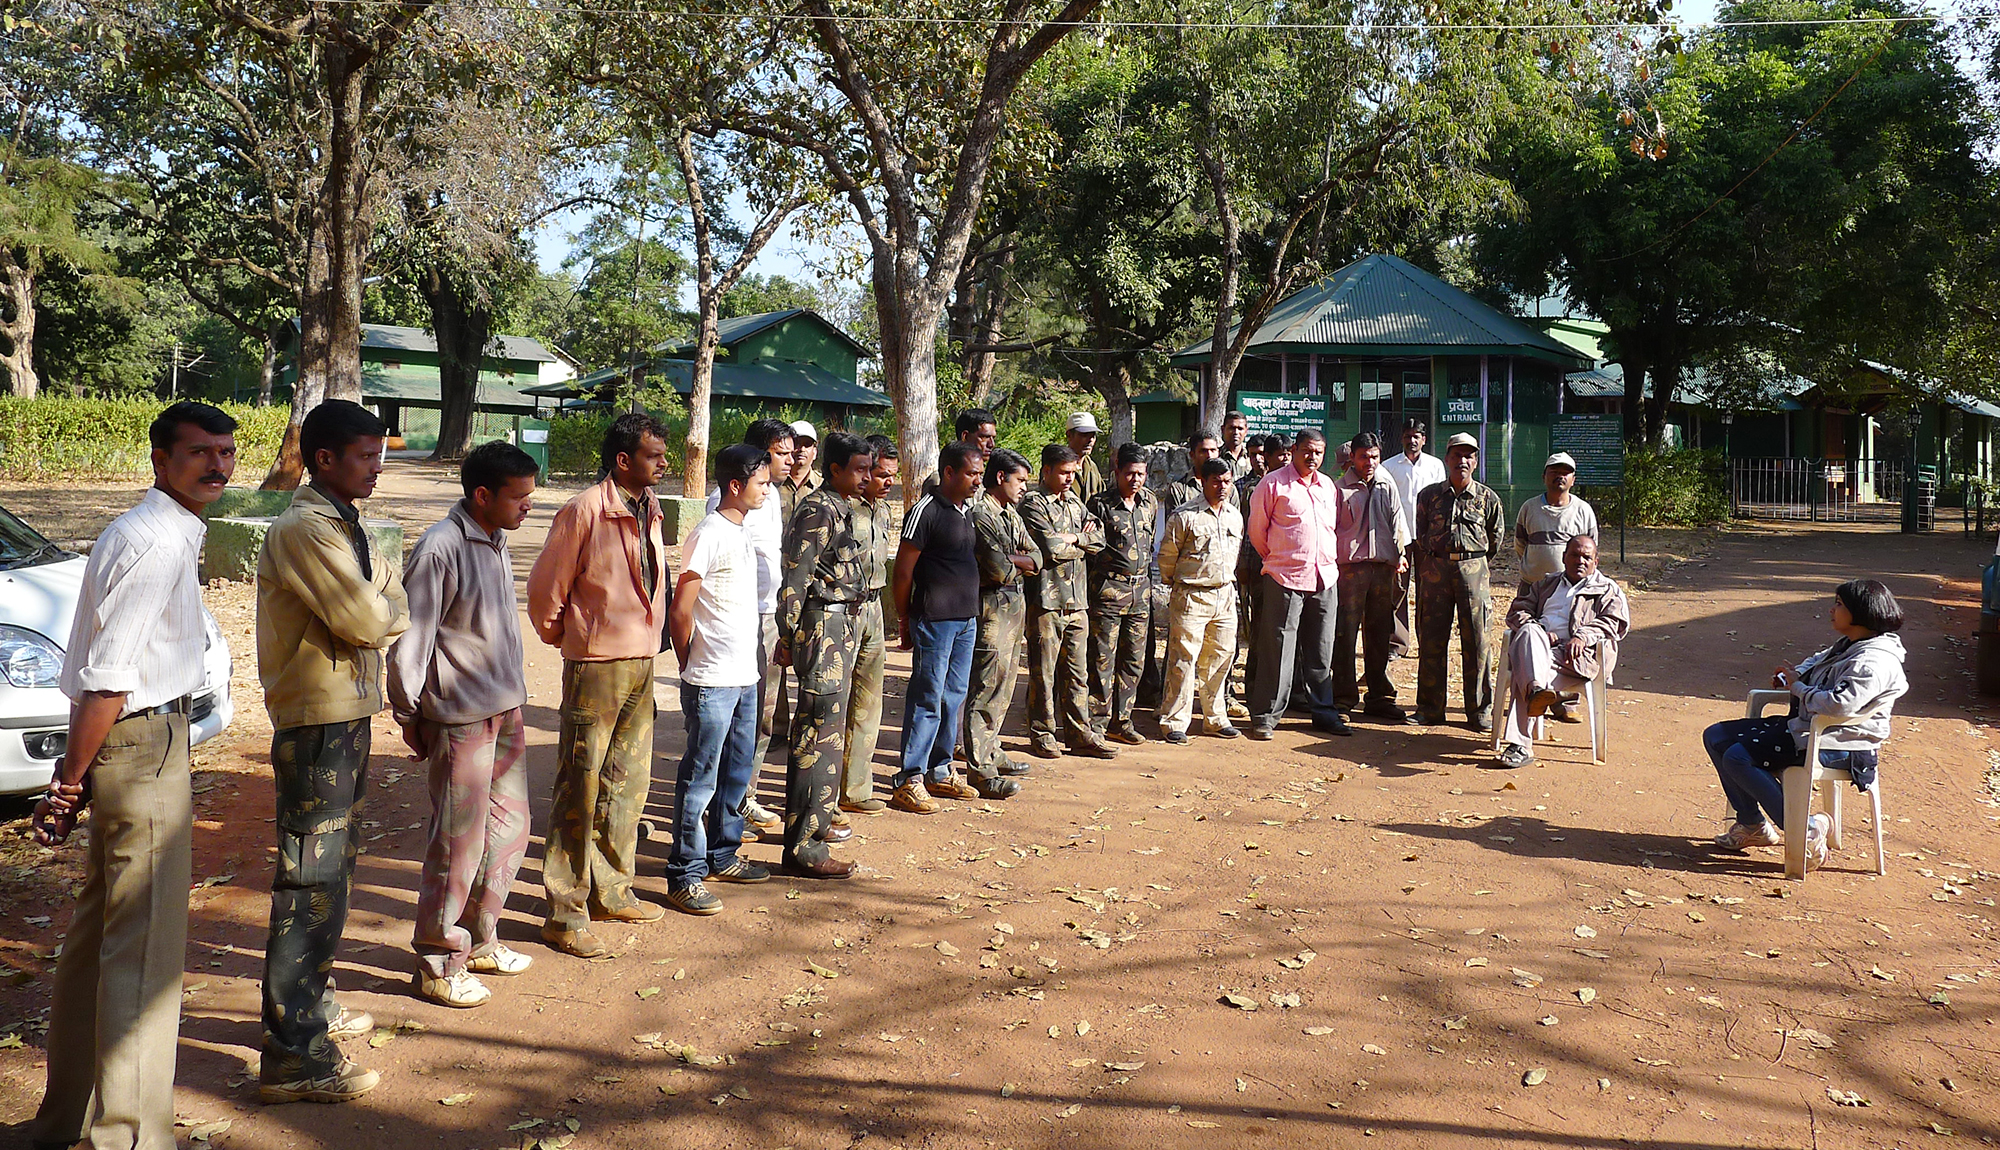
[[37, 711, 191, 1150], [840, 594, 887, 805], [545, 657, 655, 931], [1159, 584, 1238, 734]]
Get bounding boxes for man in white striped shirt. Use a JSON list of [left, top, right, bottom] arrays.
[[30, 401, 236, 1150]]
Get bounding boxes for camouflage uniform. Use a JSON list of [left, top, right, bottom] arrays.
[[777, 487, 864, 868], [1019, 484, 1104, 748], [1413, 478, 1504, 725], [769, 469, 823, 746], [779, 470, 823, 528], [964, 492, 1038, 780], [841, 492, 894, 806], [1085, 486, 1158, 732]]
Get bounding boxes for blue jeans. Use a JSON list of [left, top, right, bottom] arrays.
[[667, 682, 759, 887], [898, 617, 976, 787], [1703, 717, 1872, 828]]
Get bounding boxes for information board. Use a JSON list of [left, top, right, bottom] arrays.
[[1549, 413, 1625, 486], [1236, 391, 1331, 439]]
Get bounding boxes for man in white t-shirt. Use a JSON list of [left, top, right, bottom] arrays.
[[709, 419, 794, 840], [667, 444, 776, 915], [1381, 418, 1444, 659]]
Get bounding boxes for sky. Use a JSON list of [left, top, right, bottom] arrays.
[[523, 0, 1733, 303]]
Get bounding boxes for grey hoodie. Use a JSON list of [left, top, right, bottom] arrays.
[[1789, 632, 1908, 751]]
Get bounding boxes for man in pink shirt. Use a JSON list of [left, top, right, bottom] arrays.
[[1244, 428, 1352, 740]]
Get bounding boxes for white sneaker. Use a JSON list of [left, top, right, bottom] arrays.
[[466, 943, 532, 976], [416, 968, 491, 1008], [1713, 821, 1783, 852], [1803, 814, 1830, 872]]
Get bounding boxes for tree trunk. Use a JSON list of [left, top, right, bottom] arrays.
[[1617, 355, 1649, 445], [1090, 358, 1136, 447], [963, 247, 1013, 405], [1195, 137, 1242, 435], [871, 242, 941, 504], [257, 329, 277, 406], [1645, 362, 1678, 448], [0, 261, 38, 398], [420, 266, 490, 463], [677, 126, 718, 499]]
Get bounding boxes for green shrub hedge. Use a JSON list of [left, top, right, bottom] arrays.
[[1582, 446, 1730, 527], [0, 396, 291, 480]]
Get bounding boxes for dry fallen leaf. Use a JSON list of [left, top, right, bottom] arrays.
[[1361, 1044, 1387, 1056], [1576, 987, 1597, 1005], [1304, 1026, 1337, 1036], [438, 1092, 473, 1106], [188, 1119, 231, 1141], [1221, 994, 1259, 1011], [1826, 1087, 1870, 1107], [636, 986, 662, 1000], [936, 941, 960, 958], [1464, 957, 1488, 968], [1106, 1061, 1146, 1072], [1058, 1103, 1082, 1118], [1521, 1069, 1548, 1087]]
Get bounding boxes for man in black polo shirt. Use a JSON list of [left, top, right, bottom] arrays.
[[889, 442, 1005, 811]]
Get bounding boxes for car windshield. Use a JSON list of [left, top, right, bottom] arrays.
[[0, 503, 66, 570]]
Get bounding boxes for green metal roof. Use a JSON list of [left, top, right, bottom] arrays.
[[659, 309, 875, 359], [570, 357, 891, 408], [358, 365, 540, 414], [1171, 254, 1592, 370]]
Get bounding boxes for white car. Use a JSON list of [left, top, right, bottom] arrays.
[[0, 501, 234, 796]]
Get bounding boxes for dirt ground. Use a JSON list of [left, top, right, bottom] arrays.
[[1, 464, 1997, 1150]]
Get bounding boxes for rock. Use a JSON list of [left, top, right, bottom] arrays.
[[202, 515, 403, 583]]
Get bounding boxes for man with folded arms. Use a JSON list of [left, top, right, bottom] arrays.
[[256, 400, 409, 1102], [30, 401, 236, 1145], [390, 441, 541, 1008], [775, 431, 875, 878], [527, 412, 672, 957], [1495, 535, 1629, 768], [1158, 458, 1245, 744], [963, 448, 1041, 787], [1329, 432, 1412, 724], [665, 444, 777, 912], [1020, 444, 1119, 760]]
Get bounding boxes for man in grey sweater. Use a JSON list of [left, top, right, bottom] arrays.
[[389, 441, 542, 1009]]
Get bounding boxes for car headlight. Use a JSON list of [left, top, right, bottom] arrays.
[[0, 625, 65, 688]]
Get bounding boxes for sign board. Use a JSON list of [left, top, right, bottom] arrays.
[[1439, 395, 1484, 424], [1236, 391, 1331, 439], [1549, 413, 1625, 486]]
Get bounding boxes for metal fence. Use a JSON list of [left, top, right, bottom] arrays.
[[1729, 457, 1908, 522]]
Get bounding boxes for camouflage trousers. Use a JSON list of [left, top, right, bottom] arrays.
[[840, 594, 887, 805], [964, 586, 1026, 780], [1090, 605, 1148, 729], [752, 611, 782, 767], [785, 601, 856, 868], [36, 711, 189, 1149], [1416, 557, 1494, 724], [262, 717, 370, 1082], [1331, 561, 1400, 711], [1160, 584, 1238, 734], [412, 708, 529, 979], [545, 657, 655, 932], [1026, 607, 1094, 746]]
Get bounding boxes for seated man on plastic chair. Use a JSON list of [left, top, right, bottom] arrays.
[[1494, 536, 1630, 769]]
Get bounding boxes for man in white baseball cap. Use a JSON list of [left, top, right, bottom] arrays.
[[1514, 450, 1599, 585], [780, 421, 822, 526], [1064, 412, 1104, 503]]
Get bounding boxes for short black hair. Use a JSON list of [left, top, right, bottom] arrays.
[[1041, 443, 1078, 469], [939, 441, 980, 474], [821, 430, 872, 477], [1115, 442, 1146, 468], [1187, 431, 1219, 451], [955, 409, 997, 439], [715, 442, 771, 496], [149, 400, 237, 453], [1245, 433, 1268, 453], [300, 399, 387, 474], [1402, 418, 1429, 436], [866, 434, 900, 461], [460, 440, 539, 499], [748, 414, 792, 450], [1293, 428, 1326, 447], [1264, 433, 1291, 451], [1835, 578, 1904, 633], [1223, 411, 1248, 425], [1198, 458, 1231, 480], [984, 447, 1031, 489], [601, 411, 668, 474], [1349, 431, 1381, 453]]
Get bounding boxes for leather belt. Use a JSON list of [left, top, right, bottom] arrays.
[[133, 695, 191, 719], [1434, 550, 1485, 562], [982, 583, 1023, 594], [806, 601, 852, 615]]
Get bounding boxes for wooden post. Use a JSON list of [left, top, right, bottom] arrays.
[[1307, 353, 1319, 396]]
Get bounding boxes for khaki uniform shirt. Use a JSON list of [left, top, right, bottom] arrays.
[[780, 470, 824, 535], [1159, 498, 1244, 589], [849, 494, 894, 592]]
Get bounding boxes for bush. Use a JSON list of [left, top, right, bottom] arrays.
[[0, 396, 290, 480], [1584, 446, 1729, 527]]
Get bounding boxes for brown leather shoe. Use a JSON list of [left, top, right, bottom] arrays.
[[781, 856, 855, 880], [840, 797, 888, 814], [1526, 687, 1560, 718], [1027, 735, 1063, 759], [540, 924, 609, 959], [591, 900, 665, 924], [1105, 723, 1146, 746], [1067, 734, 1121, 759], [889, 781, 941, 814], [816, 822, 853, 843], [924, 774, 980, 800]]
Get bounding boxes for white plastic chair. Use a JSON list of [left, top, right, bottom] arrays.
[[1492, 633, 1610, 765], [1744, 690, 1890, 880]]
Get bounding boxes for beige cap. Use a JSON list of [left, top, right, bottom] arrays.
[[1545, 451, 1577, 471], [1066, 412, 1101, 434], [1445, 433, 1479, 452], [789, 420, 818, 444]]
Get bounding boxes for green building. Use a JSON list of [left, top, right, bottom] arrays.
[[1170, 254, 1592, 511], [549, 309, 889, 427]]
